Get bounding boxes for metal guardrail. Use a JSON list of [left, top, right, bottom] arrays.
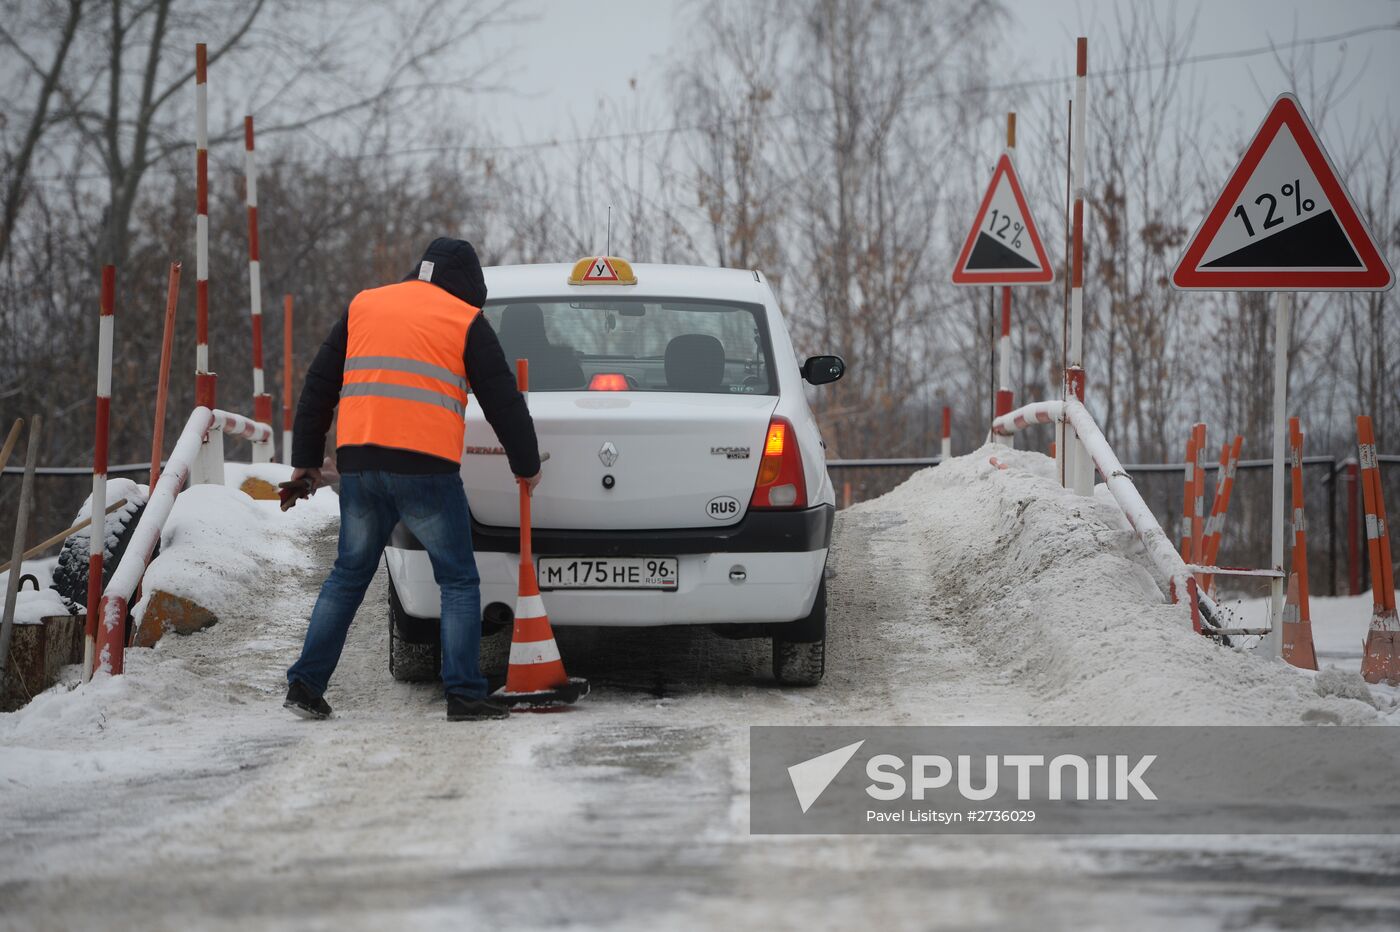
[[10, 454, 1395, 478], [826, 457, 942, 468], [4, 462, 166, 476]]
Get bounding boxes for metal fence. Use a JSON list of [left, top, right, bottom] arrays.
[[827, 451, 1400, 599]]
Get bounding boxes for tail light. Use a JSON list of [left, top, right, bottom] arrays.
[[750, 417, 806, 509], [588, 373, 628, 391]]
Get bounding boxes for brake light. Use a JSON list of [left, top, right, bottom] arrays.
[[750, 417, 806, 509], [589, 373, 628, 391]]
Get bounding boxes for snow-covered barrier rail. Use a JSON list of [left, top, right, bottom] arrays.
[[992, 399, 1224, 632], [91, 407, 273, 676]]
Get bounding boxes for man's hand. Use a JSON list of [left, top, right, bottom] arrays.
[[292, 466, 324, 489], [521, 470, 542, 496], [279, 467, 324, 512]]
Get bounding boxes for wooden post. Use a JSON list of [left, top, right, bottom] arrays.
[[0, 420, 22, 474], [1, 416, 42, 683]]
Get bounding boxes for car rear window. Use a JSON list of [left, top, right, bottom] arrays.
[[479, 298, 774, 394]]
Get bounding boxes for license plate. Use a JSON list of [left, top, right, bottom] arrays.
[[537, 557, 679, 591]]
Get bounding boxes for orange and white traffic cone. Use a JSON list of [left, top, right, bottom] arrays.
[[1280, 572, 1317, 671], [492, 360, 589, 708], [1357, 416, 1398, 685], [1282, 420, 1317, 671]]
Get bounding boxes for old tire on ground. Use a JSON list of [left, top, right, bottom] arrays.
[[388, 580, 439, 683], [51, 498, 151, 611], [772, 579, 826, 686]]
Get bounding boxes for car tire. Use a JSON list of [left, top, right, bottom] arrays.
[[478, 627, 511, 682], [388, 581, 439, 683], [772, 579, 826, 686], [52, 494, 151, 611]]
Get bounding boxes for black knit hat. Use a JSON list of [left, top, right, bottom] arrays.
[[408, 238, 487, 308]]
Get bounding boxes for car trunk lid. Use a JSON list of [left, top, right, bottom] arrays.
[[461, 392, 779, 530]]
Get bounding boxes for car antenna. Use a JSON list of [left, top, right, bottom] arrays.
[[606, 205, 612, 255]]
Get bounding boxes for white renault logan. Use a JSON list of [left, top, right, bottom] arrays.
[[384, 256, 845, 686]]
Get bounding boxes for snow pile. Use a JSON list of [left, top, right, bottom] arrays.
[[131, 466, 338, 626], [847, 445, 1394, 725], [0, 557, 65, 625]]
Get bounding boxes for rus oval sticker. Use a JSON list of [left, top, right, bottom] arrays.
[[706, 496, 741, 520]]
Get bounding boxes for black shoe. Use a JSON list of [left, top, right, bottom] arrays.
[[285, 681, 332, 720], [446, 695, 510, 721]]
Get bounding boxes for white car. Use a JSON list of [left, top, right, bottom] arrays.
[[384, 256, 845, 686]]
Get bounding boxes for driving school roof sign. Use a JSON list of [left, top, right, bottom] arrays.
[[1172, 93, 1393, 292], [568, 255, 638, 285], [951, 152, 1055, 286]]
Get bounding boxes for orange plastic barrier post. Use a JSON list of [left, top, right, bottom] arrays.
[[1358, 415, 1397, 684], [1282, 418, 1317, 669]]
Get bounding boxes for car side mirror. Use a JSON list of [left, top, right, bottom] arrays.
[[801, 355, 846, 386]]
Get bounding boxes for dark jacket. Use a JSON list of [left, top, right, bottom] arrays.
[[292, 238, 541, 478]]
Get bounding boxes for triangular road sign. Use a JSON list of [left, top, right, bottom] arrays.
[[1173, 94, 1393, 291], [582, 256, 621, 282], [952, 152, 1055, 286]]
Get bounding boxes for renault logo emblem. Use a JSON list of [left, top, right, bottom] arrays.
[[598, 441, 618, 467]]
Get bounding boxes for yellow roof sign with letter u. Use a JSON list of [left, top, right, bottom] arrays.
[[569, 256, 637, 285]]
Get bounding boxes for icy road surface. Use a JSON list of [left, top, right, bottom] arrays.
[[2, 451, 1398, 931]]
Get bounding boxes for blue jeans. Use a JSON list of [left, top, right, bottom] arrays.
[[287, 471, 486, 699]]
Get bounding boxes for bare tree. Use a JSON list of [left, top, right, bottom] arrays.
[[0, 0, 515, 267], [672, 0, 787, 272], [0, 0, 83, 265]]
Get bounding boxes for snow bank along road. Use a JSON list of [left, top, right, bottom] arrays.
[[2, 451, 1398, 930]]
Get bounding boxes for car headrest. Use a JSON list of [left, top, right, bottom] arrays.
[[499, 303, 547, 344], [665, 334, 727, 393]]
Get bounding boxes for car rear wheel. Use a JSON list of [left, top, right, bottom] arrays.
[[772, 579, 826, 686], [388, 581, 439, 683], [478, 628, 511, 682], [387, 581, 513, 684]]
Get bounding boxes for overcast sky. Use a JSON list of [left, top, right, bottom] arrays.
[[475, 0, 1400, 155]]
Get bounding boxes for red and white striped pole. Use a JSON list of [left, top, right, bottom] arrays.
[[1064, 37, 1091, 495], [194, 43, 216, 409], [282, 293, 294, 465], [245, 115, 272, 462], [82, 265, 115, 682], [941, 405, 952, 461], [995, 113, 1016, 447]]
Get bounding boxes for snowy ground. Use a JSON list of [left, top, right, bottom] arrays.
[[2, 448, 1399, 931]]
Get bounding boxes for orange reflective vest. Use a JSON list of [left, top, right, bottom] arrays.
[[337, 279, 478, 463]]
